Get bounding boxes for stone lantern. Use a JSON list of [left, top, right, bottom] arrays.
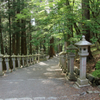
[[75, 35, 92, 87], [66, 44, 78, 81], [11, 53, 16, 71], [4, 53, 10, 73], [0, 53, 4, 75]]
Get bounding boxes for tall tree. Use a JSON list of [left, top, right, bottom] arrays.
[[12, 0, 16, 54], [16, 0, 21, 55], [82, 0, 93, 60], [21, 0, 27, 55]]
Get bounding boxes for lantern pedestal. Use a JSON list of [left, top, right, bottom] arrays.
[[76, 78, 90, 87]]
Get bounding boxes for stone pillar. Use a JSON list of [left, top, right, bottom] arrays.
[[11, 54, 16, 71], [17, 54, 21, 68], [29, 55, 31, 65], [34, 54, 37, 63], [37, 54, 40, 63], [61, 52, 67, 73], [75, 35, 92, 87], [4, 54, 10, 73], [67, 52, 76, 81], [58, 52, 62, 67], [0, 54, 4, 75], [26, 55, 29, 67], [66, 44, 77, 80], [22, 55, 25, 68], [32, 54, 34, 64], [66, 53, 70, 75]]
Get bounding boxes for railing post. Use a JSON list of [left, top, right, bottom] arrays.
[[37, 54, 40, 63], [11, 53, 16, 71], [60, 52, 67, 73], [66, 53, 70, 75], [75, 35, 92, 87], [22, 55, 25, 68], [4, 53, 10, 73], [32, 54, 34, 64], [0, 53, 4, 75], [17, 54, 21, 69], [26, 55, 29, 67]]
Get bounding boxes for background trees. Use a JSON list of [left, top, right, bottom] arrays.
[[0, 0, 100, 59]]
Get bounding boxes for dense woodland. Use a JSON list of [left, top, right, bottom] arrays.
[[0, 0, 100, 59]]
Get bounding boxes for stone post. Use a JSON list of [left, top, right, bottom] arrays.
[[37, 54, 40, 63], [26, 55, 29, 67], [75, 35, 92, 87], [58, 52, 62, 67], [66, 44, 77, 81], [40, 48, 44, 61], [0, 54, 4, 75], [35, 54, 37, 63], [4, 53, 10, 73], [66, 53, 70, 75], [60, 52, 67, 73], [11, 53, 16, 71], [22, 55, 25, 68], [29, 55, 31, 65], [17, 54, 21, 68], [32, 54, 34, 64]]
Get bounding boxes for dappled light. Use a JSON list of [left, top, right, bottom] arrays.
[[38, 62, 49, 66]]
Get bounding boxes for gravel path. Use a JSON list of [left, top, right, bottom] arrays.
[[0, 57, 100, 100]]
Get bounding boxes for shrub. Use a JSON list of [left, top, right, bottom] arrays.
[[92, 61, 100, 78]]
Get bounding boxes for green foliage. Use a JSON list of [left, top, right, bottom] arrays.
[[92, 61, 100, 78]]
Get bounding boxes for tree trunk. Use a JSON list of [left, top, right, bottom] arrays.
[[12, 0, 16, 54], [49, 37, 55, 58], [82, 0, 93, 60], [0, 17, 4, 54], [21, 20, 27, 55], [21, 0, 27, 55], [16, 0, 20, 55], [8, 0, 12, 69]]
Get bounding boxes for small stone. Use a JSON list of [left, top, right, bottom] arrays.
[[87, 91, 93, 94], [34, 97, 45, 100], [47, 97, 57, 100], [73, 84, 80, 89], [93, 91, 100, 93], [80, 92, 86, 96]]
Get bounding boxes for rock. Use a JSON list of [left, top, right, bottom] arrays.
[[87, 91, 93, 94], [93, 91, 100, 93], [98, 85, 100, 88], [80, 92, 86, 96]]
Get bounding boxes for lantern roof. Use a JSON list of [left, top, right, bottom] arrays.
[[66, 44, 78, 50], [75, 35, 92, 46]]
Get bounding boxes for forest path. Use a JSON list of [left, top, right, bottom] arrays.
[[0, 57, 99, 100]]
